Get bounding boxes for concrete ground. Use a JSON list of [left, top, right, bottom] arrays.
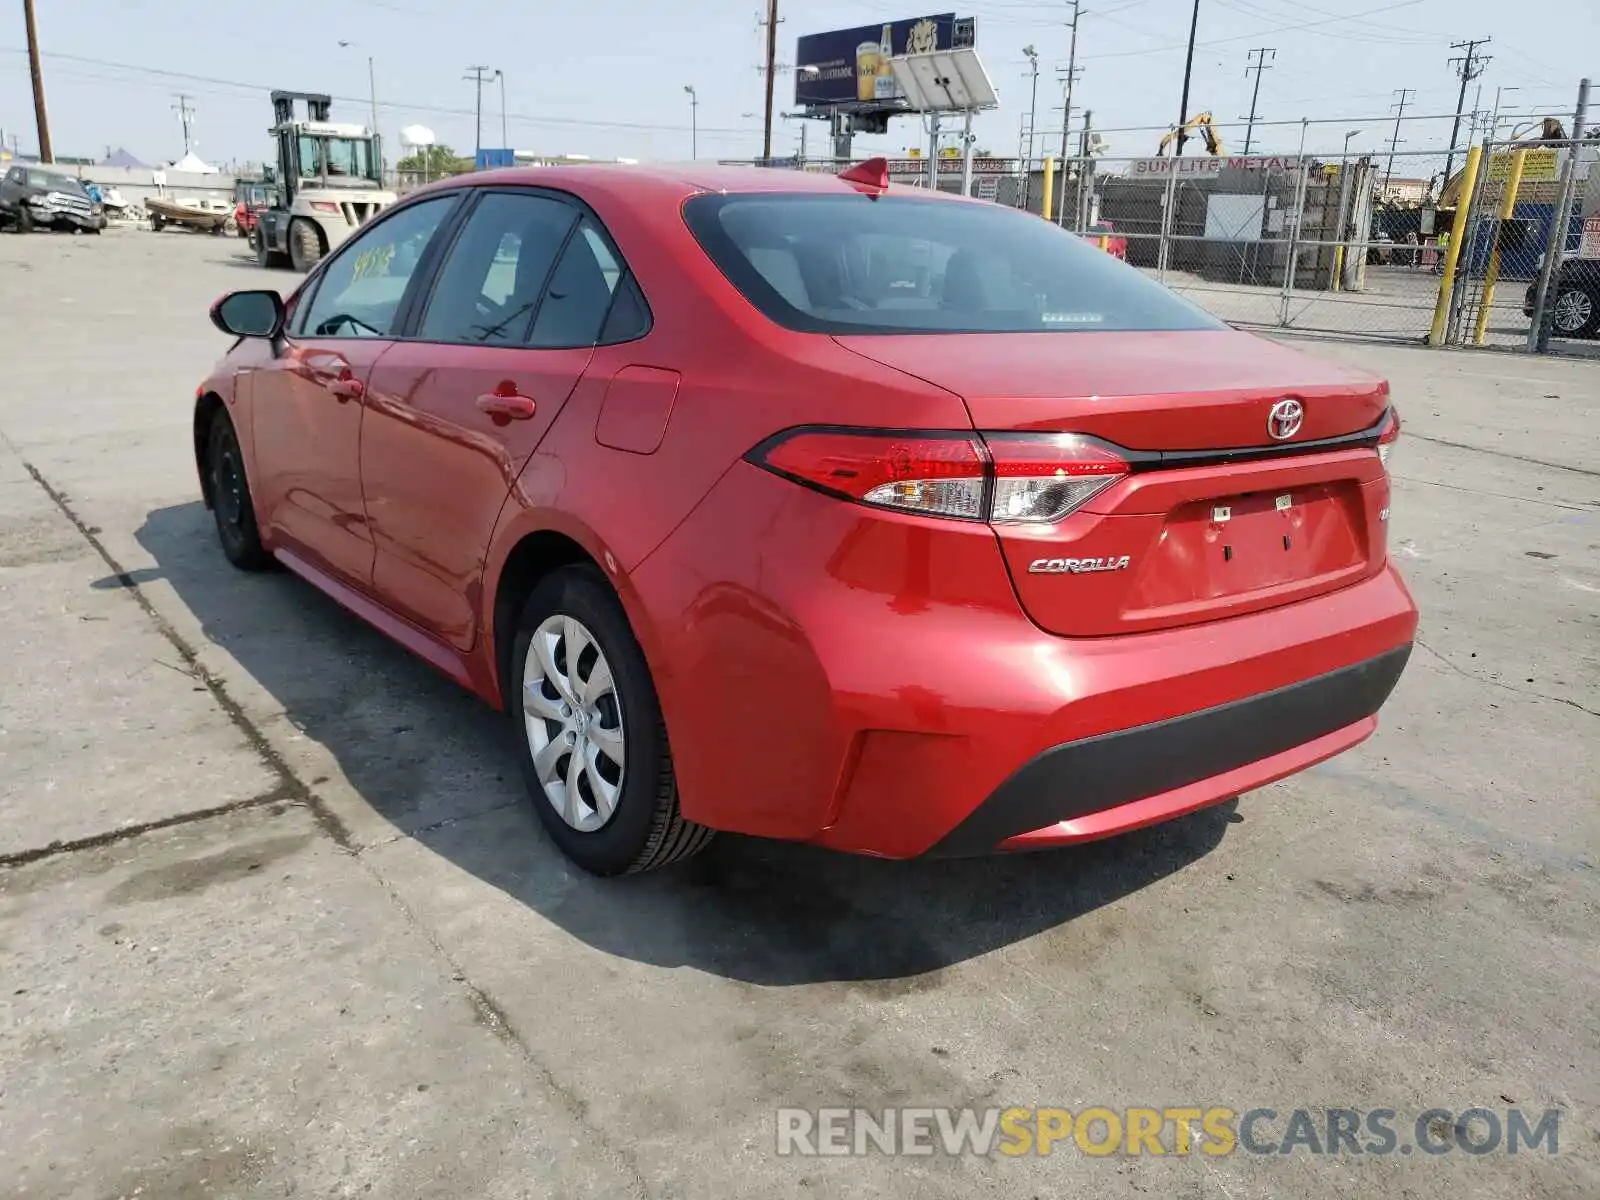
[[1, 227, 1596, 1200]]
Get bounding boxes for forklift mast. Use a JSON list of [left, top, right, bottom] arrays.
[[269, 91, 336, 207], [271, 91, 333, 125]]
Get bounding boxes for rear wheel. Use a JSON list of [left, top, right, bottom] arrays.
[[508, 566, 713, 875], [255, 224, 288, 269], [1550, 284, 1599, 339], [289, 218, 324, 273], [206, 410, 272, 571]]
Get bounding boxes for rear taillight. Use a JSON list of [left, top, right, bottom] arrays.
[[985, 433, 1129, 524], [750, 429, 1129, 524], [757, 430, 986, 519], [1376, 407, 1400, 469]]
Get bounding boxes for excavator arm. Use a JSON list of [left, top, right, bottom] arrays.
[[1156, 112, 1224, 157]]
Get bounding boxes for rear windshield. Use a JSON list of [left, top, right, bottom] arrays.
[[683, 192, 1222, 335]]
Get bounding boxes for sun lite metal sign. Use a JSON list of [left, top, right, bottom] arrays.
[[1125, 155, 1303, 178]]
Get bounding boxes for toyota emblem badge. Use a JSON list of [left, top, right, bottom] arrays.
[[1268, 398, 1304, 440]]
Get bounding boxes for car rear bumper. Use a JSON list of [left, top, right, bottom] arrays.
[[634, 462, 1419, 859], [926, 644, 1409, 856]]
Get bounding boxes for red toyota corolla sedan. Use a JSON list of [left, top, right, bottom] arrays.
[[196, 159, 1416, 875]]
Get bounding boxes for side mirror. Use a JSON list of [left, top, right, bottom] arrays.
[[210, 289, 285, 339]]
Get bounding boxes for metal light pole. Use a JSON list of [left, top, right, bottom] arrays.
[[1489, 86, 1519, 138], [496, 70, 507, 153], [684, 85, 698, 159], [1022, 45, 1039, 211], [339, 42, 382, 173]]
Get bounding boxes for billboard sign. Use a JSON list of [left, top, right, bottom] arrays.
[[795, 14, 975, 112]]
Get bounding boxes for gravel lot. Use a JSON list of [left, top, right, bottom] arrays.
[[2, 226, 1596, 1199]]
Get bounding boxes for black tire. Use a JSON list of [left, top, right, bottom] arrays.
[[150, 212, 164, 232], [255, 225, 288, 269], [507, 566, 713, 875], [289, 218, 324, 273], [206, 410, 272, 572], [15, 206, 33, 234], [1550, 284, 1600, 340]]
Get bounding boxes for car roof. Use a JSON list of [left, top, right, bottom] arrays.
[[442, 161, 970, 206]]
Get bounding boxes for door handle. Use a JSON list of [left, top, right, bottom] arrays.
[[328, 377, 365, 401], [476, 392, 537, 424]]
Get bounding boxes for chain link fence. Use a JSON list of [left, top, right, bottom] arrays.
[[721, 137, 1598, 354]]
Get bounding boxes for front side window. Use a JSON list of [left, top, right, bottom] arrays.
[[299, 195, 457, 338], [684, 193, 1223, 335], [417, 192, 577, 345]]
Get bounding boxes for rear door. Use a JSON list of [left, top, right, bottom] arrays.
[[361, 190, 637, 649]]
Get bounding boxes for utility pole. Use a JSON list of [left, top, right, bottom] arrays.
[[172, 94, 196, 155], [1384, 86, 1413, 191], [684, 85, 699, 159], [23, 0, 51, 161], [1176, 0, 1201, 155], [1444, 37, 1491, 187], [465, 66, 493, 161], [761, 0, 779, 161], [1056, 0, 1083, 164], [1240, 47, 1274, 154]]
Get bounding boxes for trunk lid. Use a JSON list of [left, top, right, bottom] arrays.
[[835, 329, 1392, 636]]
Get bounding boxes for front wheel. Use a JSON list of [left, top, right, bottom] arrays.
[[1550, 285, 1600, 339], [508, 567, 713, 875], [206, 410, 272, 571], [289, 218, 324, 273]]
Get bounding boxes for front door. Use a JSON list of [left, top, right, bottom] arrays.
[[362, 191, 638, 649], [249, 193, 459, 586]]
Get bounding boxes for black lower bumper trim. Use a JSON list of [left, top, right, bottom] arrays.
[[927, 643, 1412, 857]]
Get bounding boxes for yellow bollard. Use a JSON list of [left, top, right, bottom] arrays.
[[1472, 149, 1526, 346], [1041, 156, 1055, 222], [1427, 143, 1482, 346], [1098, 234, 1108, 250]]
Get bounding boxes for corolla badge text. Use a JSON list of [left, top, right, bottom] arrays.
[[1028, 555, 1132, 575]]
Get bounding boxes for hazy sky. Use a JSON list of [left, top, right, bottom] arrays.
[[0, 0, 1592, 167]]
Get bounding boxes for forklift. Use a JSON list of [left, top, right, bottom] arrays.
[[253, 90, 397, 272]]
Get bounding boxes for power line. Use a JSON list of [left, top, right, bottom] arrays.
[[0, 49, 767, 139], [1444, 37, 1491, 185], [1241, 47, 1276, 153], [1082, 0, 1428, 61]]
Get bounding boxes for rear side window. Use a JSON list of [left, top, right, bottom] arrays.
[[683, 193, 1222, 335], [417, 192, 577, 345], [528, 217, 629, 349]]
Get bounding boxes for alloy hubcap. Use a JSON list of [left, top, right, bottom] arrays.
[[1553, 290, 1591, 333], [522, 615, 625, 832]]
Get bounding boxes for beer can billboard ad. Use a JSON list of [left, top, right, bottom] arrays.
[[794, 14, 973, 110]]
